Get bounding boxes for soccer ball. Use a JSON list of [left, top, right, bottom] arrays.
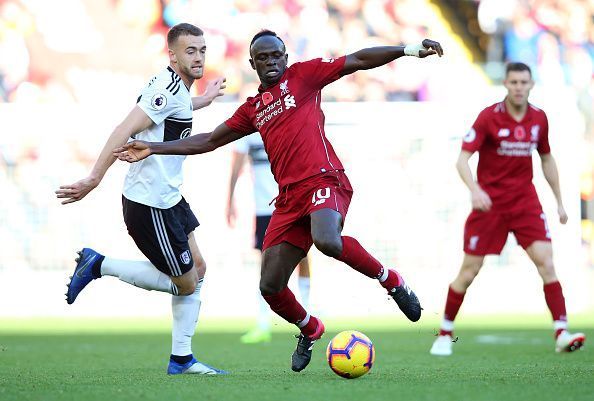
[[326, 330, 375, 379]]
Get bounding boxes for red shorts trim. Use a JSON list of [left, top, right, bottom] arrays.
[[463, 207, 551, 255], [262, 170, 353, 253]]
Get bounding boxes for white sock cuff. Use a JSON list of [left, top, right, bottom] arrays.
[[441, 319, 455, 332], [378, 268, 389, 283], [554, 320, 568, 331], [297, 313, 311, 328]]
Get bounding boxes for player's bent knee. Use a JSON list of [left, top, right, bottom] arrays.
[[174, 274, 199, 296], [176, 283, 197, 296], [313, 237, 342, 257], [259, 278, 282, 296]]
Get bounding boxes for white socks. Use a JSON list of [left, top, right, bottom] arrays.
[[257, 293, 271, 330], [298, 276, 311, 310], [101, 257, 179, 295], [171, 278, 203, 356]]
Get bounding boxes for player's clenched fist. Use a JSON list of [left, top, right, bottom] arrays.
[[113, 141, 152, 163]]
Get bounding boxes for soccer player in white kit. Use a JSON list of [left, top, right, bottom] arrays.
[[56, 23, 227, 375], [227, 133, 311, 343]]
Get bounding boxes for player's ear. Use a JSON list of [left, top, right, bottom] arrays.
[[285, 53, 288, 64], [249, 58, 256, 70], [169, 48, 177, 64]]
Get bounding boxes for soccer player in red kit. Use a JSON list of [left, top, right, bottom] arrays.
[[115, 30, 444, 371], [430, 62, 586, 356]]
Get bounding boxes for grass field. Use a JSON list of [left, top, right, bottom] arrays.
[[1, 316, 593, 401]]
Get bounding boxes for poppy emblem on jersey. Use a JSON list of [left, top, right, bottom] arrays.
[[514, 126, 526, 140], [180, 128, 191, 139], [262, 92, 273, 105], [180, 250, 191, 265], [150, 93, 167, 111]]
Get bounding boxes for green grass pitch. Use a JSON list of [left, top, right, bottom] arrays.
[[1, 315, 593, 401]]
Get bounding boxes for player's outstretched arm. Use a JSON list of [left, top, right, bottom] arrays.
[[540, 153, 567, 224], [55, 106, 153, 205], [113, 122, 245, 162], [341, 39, 443, 76], [192, 77, 226, 110]]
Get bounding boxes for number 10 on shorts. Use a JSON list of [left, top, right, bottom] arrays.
[[312, 187, 331, 206]]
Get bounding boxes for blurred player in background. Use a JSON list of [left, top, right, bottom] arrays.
[[430, 62, 586, 356], [115, 30, 443, 372], [55, 23, 228, 375], [227, 133, 311, 344]]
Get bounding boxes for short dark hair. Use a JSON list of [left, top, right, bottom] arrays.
[[167, 23, 203, 47], [505, 62, 532, 77], [249, 29, 285, 51]]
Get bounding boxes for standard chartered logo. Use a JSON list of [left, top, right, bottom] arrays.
[[254, 95, 297, 129]]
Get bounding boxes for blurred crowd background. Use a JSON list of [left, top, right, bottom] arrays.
[[0, 0, 593, 310]]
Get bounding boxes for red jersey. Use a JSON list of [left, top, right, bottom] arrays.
[[225, 56, 346, 189], [462, 100, 550, 211]]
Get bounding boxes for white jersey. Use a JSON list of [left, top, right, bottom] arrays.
[[234, 134, 277, 216], [123, 67, 193, 209]]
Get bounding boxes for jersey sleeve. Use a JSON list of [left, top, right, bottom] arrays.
[[537, 112, 551, 154], [233, 134, 250, 154], [225, 102, 257, 135], [461, 109, 489, 152], [295, 56, 346, 90], [137, 85, 186, 125]]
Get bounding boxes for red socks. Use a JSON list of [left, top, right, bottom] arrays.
[[263, 287, 322, 336], [337, 236, 400, 289], [543, 281, 567, 337], [439, 286, 466, 336]]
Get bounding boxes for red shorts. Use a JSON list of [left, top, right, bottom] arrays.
[[262, 170, 353, 253], [463, 206, 551, 255]]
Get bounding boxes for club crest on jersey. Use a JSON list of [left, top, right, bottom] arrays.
[[150, 93, 167, 110], [180, 250, 191, 265], [530, 125, 540, 141], [514, 126, 526, 140], [262, 92, 273, 105], [280, 80, 290, 95]]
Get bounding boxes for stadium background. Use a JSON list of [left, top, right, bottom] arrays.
[[0, 0, 593, 323]]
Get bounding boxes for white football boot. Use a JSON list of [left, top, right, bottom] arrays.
[[430, 334, 454, 356], [555, 331, 586, 353]]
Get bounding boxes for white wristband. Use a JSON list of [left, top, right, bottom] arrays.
[[404, 43, 425, 57]]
